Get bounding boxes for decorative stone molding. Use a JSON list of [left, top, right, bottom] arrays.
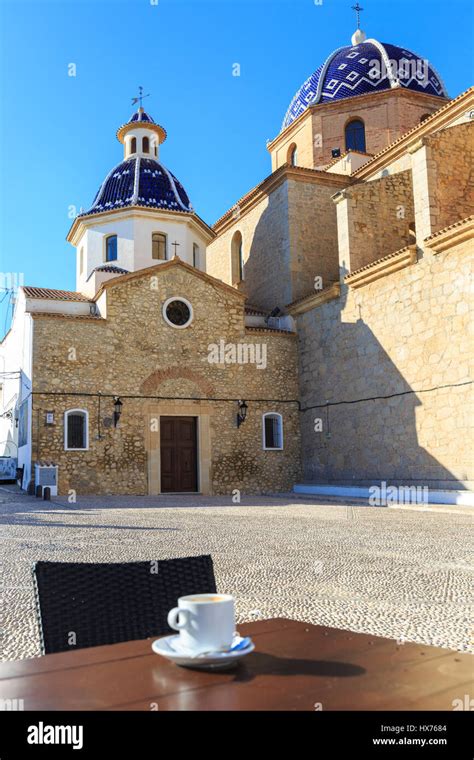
[[407, 138, 427, 154], [332, 189, 352, 205], [285, 282, 340, 316], [424, 216, 474, 254], [344, 245, 417, 288]]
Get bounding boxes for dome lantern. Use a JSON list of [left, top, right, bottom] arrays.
[[116, 106, 167, 161]]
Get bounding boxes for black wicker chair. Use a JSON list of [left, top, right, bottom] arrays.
[[32, 555, 217, 654]]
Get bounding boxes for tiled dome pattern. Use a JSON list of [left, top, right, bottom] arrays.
[[128, 110, 155, 124], [80, 157, 192, 217], [282, 39, 448, 131]]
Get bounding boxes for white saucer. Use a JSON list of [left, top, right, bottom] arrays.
[[151, 634, 255, 670]]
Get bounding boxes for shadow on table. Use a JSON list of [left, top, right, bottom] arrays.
[[232, 652, 365, 681]]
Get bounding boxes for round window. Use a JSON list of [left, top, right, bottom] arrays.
[[162, 297, 193, 329]]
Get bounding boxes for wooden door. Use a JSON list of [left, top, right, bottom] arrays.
[[160, 417, 198, 493]]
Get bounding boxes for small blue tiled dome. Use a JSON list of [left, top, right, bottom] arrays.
[[80, 157, 192, 216], [282, 38, 448, 131], [128, 109, 155, 124]]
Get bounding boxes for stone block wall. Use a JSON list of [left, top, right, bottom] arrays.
[[287, 180, 340, 300], [425, 123, 474, 234], [207, 175, 342, 311], [207, 182, 291, 309], [336, 170, 415, 273], [297, 238, 473, 489]]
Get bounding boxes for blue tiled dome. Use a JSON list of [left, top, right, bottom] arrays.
[[282, 38, 448, 131], [128, 109, 155, 124], [80, 157, 192, 216]]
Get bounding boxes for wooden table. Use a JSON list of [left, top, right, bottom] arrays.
[[0, 619, 471, 711]]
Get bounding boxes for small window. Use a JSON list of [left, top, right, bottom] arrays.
[[420, 113, 431, 123], [79, 247, 84, 275], [288, 144, 298, 166], [130, 136, 137, 154], [152, 232, 167, 260], [142, 136, 149, 153], [193, 243, 200, 268], [65, 410, 88, 450], [105, 235, 117, 262], [345, 119, 366, 152], [163, 297, 193, 329], [263, 413, 283, 450]]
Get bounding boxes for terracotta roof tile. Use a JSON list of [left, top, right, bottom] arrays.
[[30, 312, 102, 321], [23, 287, 90, 302]]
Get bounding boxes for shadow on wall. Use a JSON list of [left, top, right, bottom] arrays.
[[298, 265, 471, 490], [236, 179, 339, 312]]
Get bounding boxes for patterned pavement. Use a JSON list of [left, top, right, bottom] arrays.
[[1, 488, 472, 661]]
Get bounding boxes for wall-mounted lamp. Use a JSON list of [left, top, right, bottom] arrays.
[[237, 399, 248, 428], [113, 396, 123, 427]]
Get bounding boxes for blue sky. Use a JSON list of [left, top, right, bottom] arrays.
[[0, 0, 472, 335]]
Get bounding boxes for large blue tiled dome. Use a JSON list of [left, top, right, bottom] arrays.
[[80, 157, 192, 216], [282, 37, 448, 131]]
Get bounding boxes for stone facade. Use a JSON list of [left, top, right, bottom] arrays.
[[296, 233, 472, 489], [335, 170, 415, 273], [207, 169, 346, 311], [2, 70, 472, 500], [30, 262, 301, 495]]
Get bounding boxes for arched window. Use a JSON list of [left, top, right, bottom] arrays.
[[105, 235, 117, 262], [193, 243, 200, 268], [142, 136, 149, 153], [231, 231, 244, 284], [130, 137, 137, 154], [152, 232, 167, 260], [420, 113, 431, 123], [64, 409, 88, 450], [345, 119, 366, 152], [263, 413, 283, 450], [288, 144, 298, 166]]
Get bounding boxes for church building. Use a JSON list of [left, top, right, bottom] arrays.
[[1, 21, 472, 497]]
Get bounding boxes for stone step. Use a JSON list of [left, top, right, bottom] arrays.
[[293, 483, 474, 506]]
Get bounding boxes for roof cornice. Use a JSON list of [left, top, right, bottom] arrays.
[[425, 215, 474, 254], [67, 206, 215, 245], [285, 282, 341, 316], [212, 165, 350, 235], [345, 245, 417, 288], [353, 86, 474, 180], [116, 120, 167, 145]]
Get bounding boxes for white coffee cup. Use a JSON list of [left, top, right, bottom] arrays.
[[167, 593, 235, 653]]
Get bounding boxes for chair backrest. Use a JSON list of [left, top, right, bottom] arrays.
[[32, 555, 217, 654]]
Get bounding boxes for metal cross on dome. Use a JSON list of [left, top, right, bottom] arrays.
[[131, 86, 150, 108], [351, 3, 364, 29]]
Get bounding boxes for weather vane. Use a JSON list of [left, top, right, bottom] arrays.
[[131, 85, 150, 109], [351, 3, 364, 29]]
